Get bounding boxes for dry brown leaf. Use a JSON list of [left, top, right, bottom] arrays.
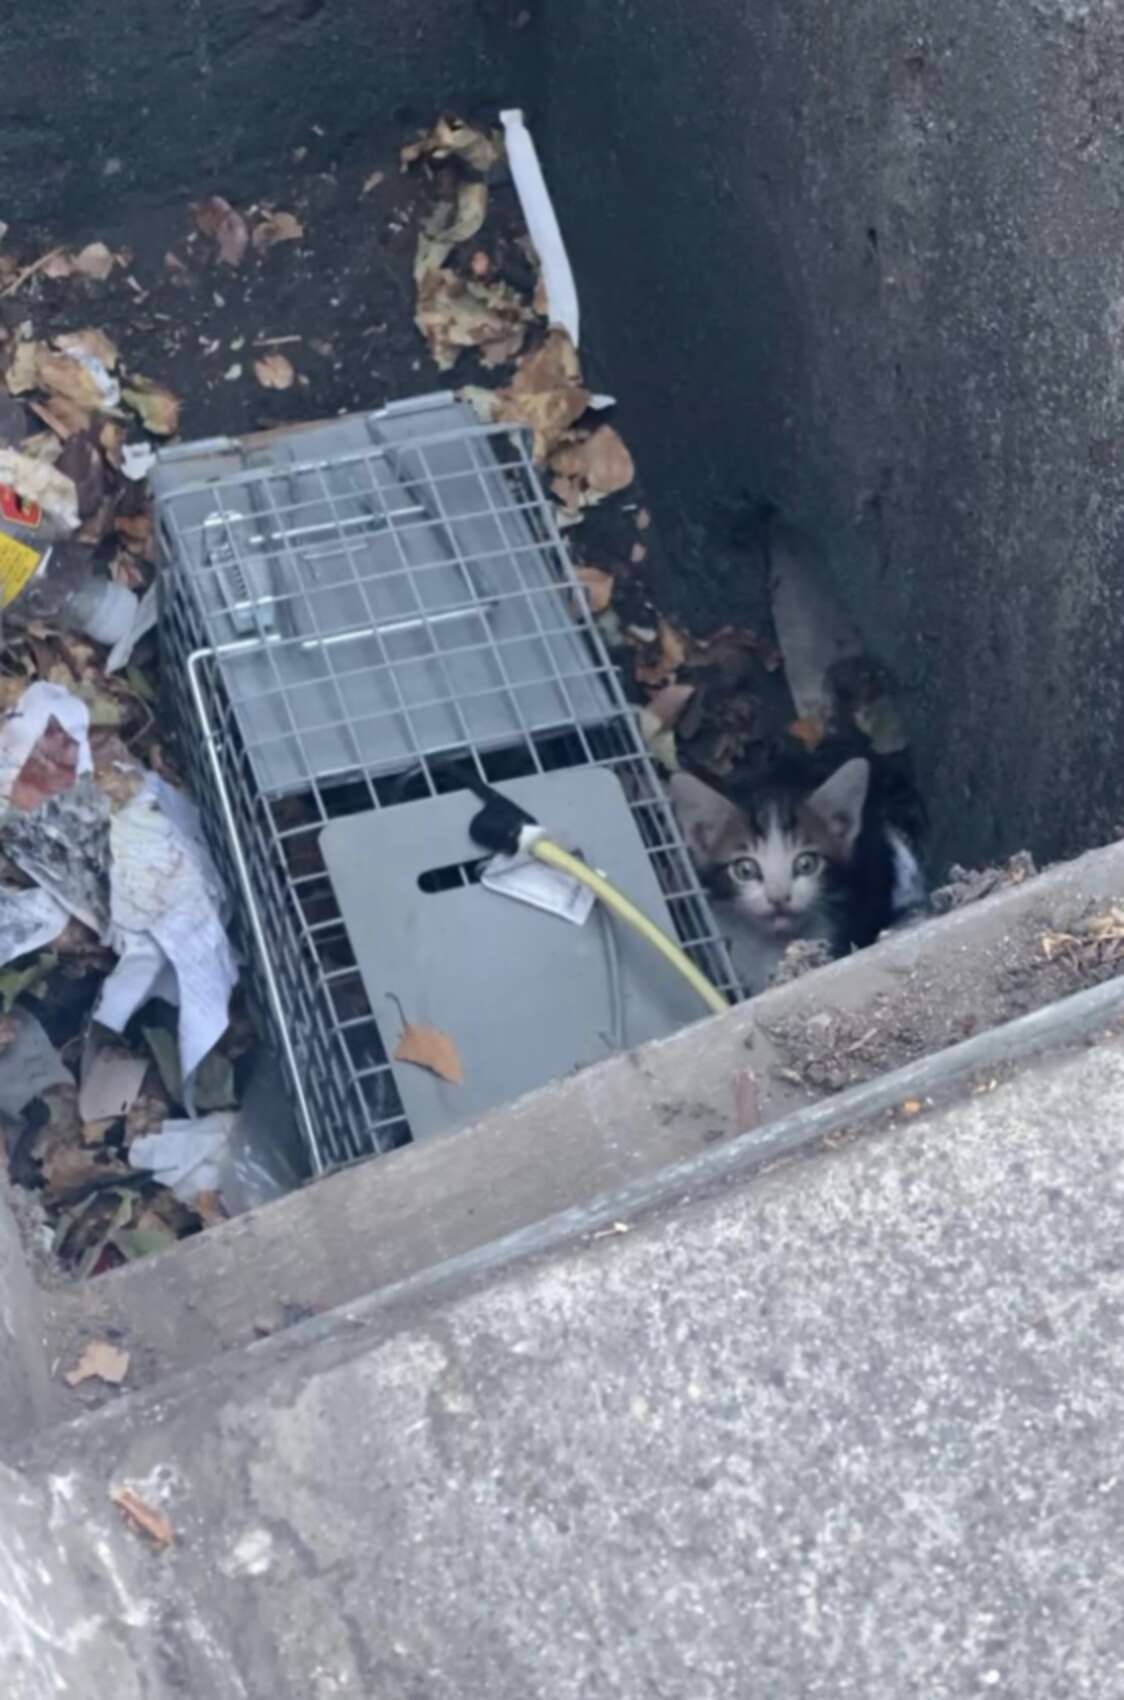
[[636, 507, 651, 531], [788, 717, 827, 751], [30, 397, 93, 441], [646, 682, 697, 728], [73, 242, 115, 281], [401, 114, 501, 174], [55, 328, 119, 370], [6, 339, 40, 394], [65, 1339, 130, 1387], [252, 210, 304, 252], [575, 566, 614, 614], [253, 352, 296, 390], [415, 268, 530, 374], [470, 250, 491, 278], [35, 348, 106, 410], [361, 169, 385, 196], [192, 1189, 228, 1227], [901, 1099, 924, 1117], [115, 510, 155, 560], [11, 714, 79, 810], [635, 620, 688, 688], [194, 196, 249, 267], [415, 182, 489, 280], [394, 1019, 464, 1085], [42, 251, 75, 280], [581, 425, 634, 494], [111, 1485, 175, 1548], [122, 376, 180, 436]]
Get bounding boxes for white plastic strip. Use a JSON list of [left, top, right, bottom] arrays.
[[501, 108, 580, 347]]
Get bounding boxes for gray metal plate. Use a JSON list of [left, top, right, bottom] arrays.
[[319, 770, 705, 1141]]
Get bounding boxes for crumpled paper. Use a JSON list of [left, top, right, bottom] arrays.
[[0, 681, 238, 1096]]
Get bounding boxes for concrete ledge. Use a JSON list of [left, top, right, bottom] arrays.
[[15, 1033, 1124, 1697]]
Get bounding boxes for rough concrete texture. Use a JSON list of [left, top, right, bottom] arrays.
[[7, 0, 531, 227], [0, 1186, 53, 1452], [538, 0, 1124, 868], [10, 1034, 1124, 1697], [53, 832, 1124, 1390]]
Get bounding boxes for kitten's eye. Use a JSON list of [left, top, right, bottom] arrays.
[[729, 856, 762, 883], [793, 851, 823, 878]]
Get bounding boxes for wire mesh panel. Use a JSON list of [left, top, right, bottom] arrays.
[[156, 394, 742, 1173]]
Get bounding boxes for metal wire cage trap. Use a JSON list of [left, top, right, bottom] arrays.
[[155, 394, 741, 1174]]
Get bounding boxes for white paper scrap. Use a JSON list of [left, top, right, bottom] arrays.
[[481, 851, 596, 926], [0, 885, 69, 965], [0, 681, 92, 805], [129, 1113, 237, 1202], [95, 777, 238, 1083]]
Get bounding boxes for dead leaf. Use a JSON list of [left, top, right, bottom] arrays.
[[636, 507, 651, 530], [30, 397, 93, 441], [252, 209, 304, 252], [42, 251, 75, 280], [193, 196, 249, 267], [470, 250, 491, 278], [401, 114, 501, 174], [55, 328, 119, 371], [575, 566, 614, 614], [646, 682, 696, 728], [115, 510, 155, 560], [110, 1485, 175, 1548], [415, 268, 531, 374], [635, 620, 688, 688], [361, 169, 385, 195], [393, 1011, 464, 1084], [580, 425, 634, 495], [253, 352, 295, 390], [901, 1099, 924, 1117], [64, 1339, 130, 1387], [460, 329, 590, 459], [72, 242, 115, 281], [122, 376, 180, 436], [35, 348, 107, 411], [5, 339, 40, 395], [11, 714, 79, 810], [415, 182, 489, 280], [788, 717, 827, 751], [192, 1189, 228, 1227]]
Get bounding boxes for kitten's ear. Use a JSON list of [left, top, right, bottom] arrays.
[[668, 773, 742, 870], [805, 758, 870, 857]]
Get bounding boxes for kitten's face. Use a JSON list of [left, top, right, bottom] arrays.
[[669, 760, 871, 941], [710, 800, 831, 936]]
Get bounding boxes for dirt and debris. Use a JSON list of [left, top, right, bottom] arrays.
[[931, 852, 1038, 912], [765, 898, 1124, 1097]]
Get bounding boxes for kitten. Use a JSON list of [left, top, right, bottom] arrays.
[[670, 757, 926, 993]]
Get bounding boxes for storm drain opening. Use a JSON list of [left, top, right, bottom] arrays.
[[157, 394, 740, 1174]]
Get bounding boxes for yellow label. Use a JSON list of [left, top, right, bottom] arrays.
[[0, 532, 43, 608]]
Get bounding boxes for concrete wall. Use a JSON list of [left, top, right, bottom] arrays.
[[7, 0, 531, 227], [538, 1, 1124, 868]]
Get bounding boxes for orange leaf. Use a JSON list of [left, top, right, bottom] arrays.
[[252, 210, 304, 252], [110, 1486, 174, 1547], [901, 1099, 924, 1116], [788, 717, 826, 751], [253, 352, 296, 390], [394, 1020, 464, 1085], [65, 1339, 130, 1387], [193, 196, 249, 268]]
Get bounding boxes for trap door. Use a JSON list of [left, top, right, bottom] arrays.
[[319, 769, 705, 1142]]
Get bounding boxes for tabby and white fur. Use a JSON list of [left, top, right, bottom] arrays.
[[670, 757, 926, 993]]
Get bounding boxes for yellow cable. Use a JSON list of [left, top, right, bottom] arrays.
[[528, 836, 729, 1017]]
